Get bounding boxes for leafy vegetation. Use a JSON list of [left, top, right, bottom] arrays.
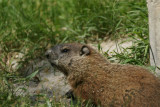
[[106, 34, 149, 66], [0, 0, 148, 106]]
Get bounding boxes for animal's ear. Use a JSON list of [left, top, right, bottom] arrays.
[[80, 45, 90, 56]]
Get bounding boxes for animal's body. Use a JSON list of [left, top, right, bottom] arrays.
[[45, 43, 160, 107]]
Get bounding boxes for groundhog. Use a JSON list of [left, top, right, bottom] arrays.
[[45, 43, 160, 107]]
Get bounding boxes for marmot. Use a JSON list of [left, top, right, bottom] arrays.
[[45, 43, 160, 107]]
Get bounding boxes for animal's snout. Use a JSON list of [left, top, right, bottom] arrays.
[[45, 49, 58, 60], [45, 49, 53, 59]]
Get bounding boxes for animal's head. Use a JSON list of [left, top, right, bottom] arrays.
[[45, 43, 92, 76]]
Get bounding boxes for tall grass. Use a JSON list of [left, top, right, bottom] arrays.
[[0, 0, 148, 106]]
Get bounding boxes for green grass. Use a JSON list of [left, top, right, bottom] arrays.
[[0, 0, 148, 106]]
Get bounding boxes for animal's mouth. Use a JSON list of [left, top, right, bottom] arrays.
[[47, 59, 58, 68], [48, 60, 69, 76], [51, 60, 59, 66], [50, 62, 56, 67]]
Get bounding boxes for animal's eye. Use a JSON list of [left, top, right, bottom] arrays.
[[61, 48, 69, 53]]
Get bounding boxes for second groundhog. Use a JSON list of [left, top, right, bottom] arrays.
[[45, 43, 160, 107]]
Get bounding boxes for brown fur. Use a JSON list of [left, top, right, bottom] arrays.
[[46, 43, 160, 107]]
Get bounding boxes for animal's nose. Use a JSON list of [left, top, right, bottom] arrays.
[[45, 49, 52, 59], [45, 53, 50, 59]]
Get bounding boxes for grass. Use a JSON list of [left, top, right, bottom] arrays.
[[0, 0, 149, 106]]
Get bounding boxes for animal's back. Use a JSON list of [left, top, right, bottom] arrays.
[[73, 64, 160, 106]]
